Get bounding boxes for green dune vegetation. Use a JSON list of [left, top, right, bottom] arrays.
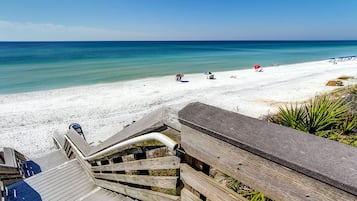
[[222, 84, 356, 201], [265, 84, 357, 146], [222, 174, 273, 201]]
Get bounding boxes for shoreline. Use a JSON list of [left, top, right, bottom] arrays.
[[0, 59, 346, 96], [1, 59, 357, 158]]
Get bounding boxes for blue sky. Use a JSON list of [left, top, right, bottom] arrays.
[[0, 0, 356, 41]]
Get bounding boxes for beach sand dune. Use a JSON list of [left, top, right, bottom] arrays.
[[1, 60, 357, 158]]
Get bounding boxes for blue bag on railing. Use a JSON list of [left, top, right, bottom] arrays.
[[69, 123, 86, 141]]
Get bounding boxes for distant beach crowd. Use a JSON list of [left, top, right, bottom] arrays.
[[329, 55, 357, 64]]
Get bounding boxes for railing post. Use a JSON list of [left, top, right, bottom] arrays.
[[0, 181, 4, 201]]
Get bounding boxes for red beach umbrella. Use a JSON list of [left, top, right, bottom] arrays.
[[254, 64, 261, 70]]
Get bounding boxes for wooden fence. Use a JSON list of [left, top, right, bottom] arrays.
[[178, 102, 357, 201], [57, 102, 357, 200], [0, 148, 26, 186], [0, 147, 27, 200], [61, 127, 181, 201]]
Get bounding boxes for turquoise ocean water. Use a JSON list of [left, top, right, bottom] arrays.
[[1, 41, 357, 94]]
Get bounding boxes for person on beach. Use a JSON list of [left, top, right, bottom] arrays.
[[176, 73, 183, 81]]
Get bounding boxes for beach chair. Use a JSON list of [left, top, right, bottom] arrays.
[[206, 72, 215, 79]]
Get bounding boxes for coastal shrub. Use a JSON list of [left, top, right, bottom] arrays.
[[222, 174, 273, 201], [243, 192, 271, 201], [275, 103, 306, 130], [265, 84, 357, 146], [274, 96, 349, 134], [303, 96, 348, 133], [223, 174, 241, 192], [340, 115, 357, 134]]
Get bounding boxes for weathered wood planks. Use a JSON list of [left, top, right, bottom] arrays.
[[180, 188, 201, 201], [181, 125, 357, 201], [93, 173, 177, 189], [96, 179, 180, 201], [0, 166, 19, 175], [180, 164, 246, 201], [91, 156, 180, 172], [179, 102, 357, 196]]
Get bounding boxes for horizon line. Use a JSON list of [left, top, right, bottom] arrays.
[[1, 39, 357, 43]]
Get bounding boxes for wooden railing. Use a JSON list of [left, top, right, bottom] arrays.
[[91, 146, 180, 201], [178, 102, 357, 201], [56, 103, 357, 200], [61, 127, 181, 201], [0, 147, 27, 200], [0, 148, 26, 186]]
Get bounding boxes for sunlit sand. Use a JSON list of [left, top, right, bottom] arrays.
[[1, 59, 356, 157]]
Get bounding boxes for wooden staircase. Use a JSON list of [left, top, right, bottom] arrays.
[[2, 104, 357, 201]]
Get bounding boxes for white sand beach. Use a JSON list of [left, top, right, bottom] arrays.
[[1, 60, 357, 158]]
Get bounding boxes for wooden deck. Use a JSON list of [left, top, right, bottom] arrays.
[[2, 102, 357, 200]]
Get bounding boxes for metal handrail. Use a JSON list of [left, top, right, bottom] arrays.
[[64, 132, 178, 161]]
